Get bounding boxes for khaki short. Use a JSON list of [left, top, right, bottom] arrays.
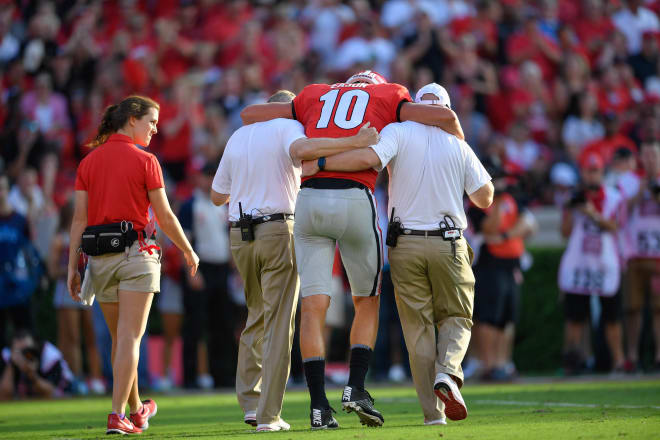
[[86, 239, 161, 303]]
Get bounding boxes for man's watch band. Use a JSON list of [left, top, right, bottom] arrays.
[[318, 157, 326, 171]]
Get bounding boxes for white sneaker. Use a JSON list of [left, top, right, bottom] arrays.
[[424, 417, 447, 425], [256, 418, 290, 432], [433, 372, 467, 421], [244, 411, 257, 427]]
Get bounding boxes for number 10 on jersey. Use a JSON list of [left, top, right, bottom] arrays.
[[316, 89, 370, 130]]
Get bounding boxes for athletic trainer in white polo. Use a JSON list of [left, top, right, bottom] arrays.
[[210, 90, 378, 431], [302, 83, 494, 425]]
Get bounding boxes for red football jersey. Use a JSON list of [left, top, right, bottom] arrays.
[[293, 82, 412, 190]]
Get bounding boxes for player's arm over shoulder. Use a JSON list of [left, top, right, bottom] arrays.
[[399, 101, 465, 140], [240, 102, 294, 125]]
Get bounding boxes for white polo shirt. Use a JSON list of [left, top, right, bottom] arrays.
[[212, 118, 305, 221], [370, 121, 491, 230]]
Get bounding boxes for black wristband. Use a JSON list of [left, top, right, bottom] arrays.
[[318, 157, 326, 171]]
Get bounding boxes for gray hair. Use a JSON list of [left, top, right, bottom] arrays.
[[268, 90, 296, 103]]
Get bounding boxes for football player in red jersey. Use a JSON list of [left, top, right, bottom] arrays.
[[240, 71, 464, 429]]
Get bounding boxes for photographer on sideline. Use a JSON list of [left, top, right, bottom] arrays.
[[618, 141, 660, 371], [558, 152, 625, 374], [0, 330, 73, 399]]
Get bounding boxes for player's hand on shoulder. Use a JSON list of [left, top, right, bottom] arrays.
[[354, 122, 379, 148], [301, 160, 320, 177]]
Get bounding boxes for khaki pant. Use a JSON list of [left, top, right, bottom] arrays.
[[625, 258, 660, 313], [388, 235, 474, 422], [231, 220, 299, 425]]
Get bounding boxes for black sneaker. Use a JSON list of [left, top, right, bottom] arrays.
[[341, 386, 384, 427], [310, 406, 338, 430]]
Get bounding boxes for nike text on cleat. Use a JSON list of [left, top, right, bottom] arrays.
[[341, 386, 384, 427], [433, 373, 468, 421], [310, 407, 339, 430]]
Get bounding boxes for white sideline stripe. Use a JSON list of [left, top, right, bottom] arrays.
[[473, 399, 660, 410]]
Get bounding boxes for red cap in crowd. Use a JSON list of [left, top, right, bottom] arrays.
[[579, 151, 605, 170]]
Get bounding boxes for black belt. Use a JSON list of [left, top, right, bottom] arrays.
[[401, 228, 463, 240], [301, 177, 368, 191], [230, 213, 293, 228]]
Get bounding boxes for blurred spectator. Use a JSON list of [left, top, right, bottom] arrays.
[[333, 18, 396, 78], [612, 0, 660, 55], [575, 0, 614, 62], [581, 113, 637, 164], [447, 33, 498, 115], [617, 141, 660, 371], [0, 173, 41, 349], [506, 14, 561, 81], [179, 163, 235, 389], [0, 4, 19, 66], [550, 162, 579, 207], [302, 0, 355, 67], [558, 152, 626, 374], [154, 231, 184, 392], [605, 147, 637, 188], [401, 8, 452, 83], [453, 86, 491, 157], [629, 31, 660, 85], [8, 167, 44, 227], [0, 330, 73, 400], [468, 164, 537, 380], [47, 200, 105, 395], [561, 92, 604, 160]]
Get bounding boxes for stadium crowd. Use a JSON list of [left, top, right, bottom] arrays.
[[1, 0, 659, 397]]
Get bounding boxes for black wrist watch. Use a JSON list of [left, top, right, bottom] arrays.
[[318, 157, 326, 171]]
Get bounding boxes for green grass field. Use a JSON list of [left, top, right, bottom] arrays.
[[1, 379, 659, 439]]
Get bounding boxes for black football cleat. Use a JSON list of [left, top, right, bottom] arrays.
[[341, 386, 384, 427], [310, 406, 339, 430]]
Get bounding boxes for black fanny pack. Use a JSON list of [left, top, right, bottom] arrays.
[[81, 221, 140, 256]]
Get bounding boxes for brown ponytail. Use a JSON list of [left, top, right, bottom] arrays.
[[88, 95, 160, 148]]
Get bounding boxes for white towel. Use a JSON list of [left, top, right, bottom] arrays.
[[79, 266, 95, 306]]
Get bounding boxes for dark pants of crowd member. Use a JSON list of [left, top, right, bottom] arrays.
[[182, 262, 237, 388]]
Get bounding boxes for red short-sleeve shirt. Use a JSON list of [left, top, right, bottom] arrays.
[[75, 134, 164, 230], [292, 82, 411, 191]]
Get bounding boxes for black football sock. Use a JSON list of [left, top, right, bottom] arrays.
[[303, 357, 330, 409], [347, 344, 372, 391]]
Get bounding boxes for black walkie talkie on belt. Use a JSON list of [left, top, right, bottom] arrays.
[[238, 202, 255, 241], [386, 207, 402, 247]]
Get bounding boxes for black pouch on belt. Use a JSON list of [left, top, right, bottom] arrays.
[[81, 221, 134, 256], [238, 202, 255, 242], [385, 207, 402, 247]]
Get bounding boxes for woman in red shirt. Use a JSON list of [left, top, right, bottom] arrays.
[[66, 96, 199, 435]]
